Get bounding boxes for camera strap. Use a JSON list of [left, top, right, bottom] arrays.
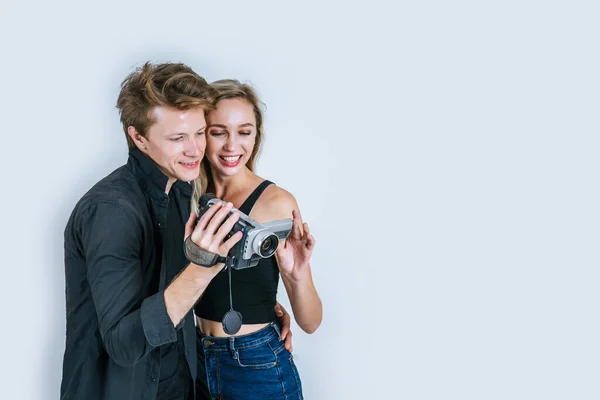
[[183, 236, 243, 334], [222, 256, 243, 335], [183, 236, 227, 267], [183, 235, 242, 335]]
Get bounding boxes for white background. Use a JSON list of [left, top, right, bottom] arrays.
[[1, 1, 598, 399]]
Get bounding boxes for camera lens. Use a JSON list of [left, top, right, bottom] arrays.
[[262, 238, 273, 251], [256, 233, 278, 258]]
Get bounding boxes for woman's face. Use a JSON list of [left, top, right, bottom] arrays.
[[206, 98, 257, 177]]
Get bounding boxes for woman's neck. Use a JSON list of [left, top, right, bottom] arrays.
[[211, 167, 257, 202]]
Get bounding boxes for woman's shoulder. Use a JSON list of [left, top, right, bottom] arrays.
[[254, 181, 300, 221]]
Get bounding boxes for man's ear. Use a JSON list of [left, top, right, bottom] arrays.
[[127, 126, 148, 153]]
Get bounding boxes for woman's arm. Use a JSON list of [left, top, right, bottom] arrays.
[[268, 190, 323, 334]]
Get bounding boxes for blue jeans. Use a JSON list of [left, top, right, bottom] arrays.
[[196, 322, 303, 400]]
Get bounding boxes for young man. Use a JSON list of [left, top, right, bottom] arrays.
[[60, 62, 293, 400]]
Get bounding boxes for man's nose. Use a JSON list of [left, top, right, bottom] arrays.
[[184, 137, 201, 156]]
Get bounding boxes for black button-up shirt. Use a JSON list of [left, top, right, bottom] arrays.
[[156, 189, 192, 399], [60, 149, 197, 400]]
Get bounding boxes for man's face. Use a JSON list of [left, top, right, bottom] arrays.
[[129, 106, 206, 190]]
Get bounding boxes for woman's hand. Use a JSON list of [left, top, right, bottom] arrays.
[[275, 303, 294, 352], [276, 210, 316, 283]]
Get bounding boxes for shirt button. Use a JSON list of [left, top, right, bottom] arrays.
[[150, 376, 156, 382], [158, 222, 163, 228]]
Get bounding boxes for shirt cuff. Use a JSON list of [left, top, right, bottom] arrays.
[[140, 290, 178, 347]]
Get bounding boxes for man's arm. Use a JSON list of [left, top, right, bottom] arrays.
[[164, 201, 242, 325], [81, 200, 240, 366], [81, 202, 161, 367]]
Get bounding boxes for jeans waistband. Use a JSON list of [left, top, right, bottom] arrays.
[[198, 322, 281, 351]]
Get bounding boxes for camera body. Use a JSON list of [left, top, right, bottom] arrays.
[[197, 193, 293, 270]]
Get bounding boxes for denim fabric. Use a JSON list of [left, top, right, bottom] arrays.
[[196, 323, 303, 400]]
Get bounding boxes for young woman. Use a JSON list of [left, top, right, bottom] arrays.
[[193, 80, 322, 399]]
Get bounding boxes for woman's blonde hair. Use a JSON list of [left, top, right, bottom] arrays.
[[191, 79, 266, 212]]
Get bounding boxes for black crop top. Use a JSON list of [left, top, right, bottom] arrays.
[[194, 180, 280, 324]]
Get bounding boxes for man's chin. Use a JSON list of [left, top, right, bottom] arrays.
[[176, 169, 200, 183]]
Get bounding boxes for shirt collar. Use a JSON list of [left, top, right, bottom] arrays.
[[127, 148, 193, 200]]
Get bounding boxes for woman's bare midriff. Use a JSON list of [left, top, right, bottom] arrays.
[[196, 316, 270, 337]]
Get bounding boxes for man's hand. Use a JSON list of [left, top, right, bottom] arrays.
[[275, 302, 293, 352], [185, 202, 243, 260]]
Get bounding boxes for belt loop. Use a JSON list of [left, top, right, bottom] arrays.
[[228, 337, 238, 360], [272, 321, 281, 338]]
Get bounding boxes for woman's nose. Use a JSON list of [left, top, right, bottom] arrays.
[[224, 136, 237, 151]]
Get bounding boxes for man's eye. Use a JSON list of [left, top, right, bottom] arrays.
[[170, 137, 184, 142]]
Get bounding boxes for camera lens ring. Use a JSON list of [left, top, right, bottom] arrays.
[[253, 231, 279, 258]]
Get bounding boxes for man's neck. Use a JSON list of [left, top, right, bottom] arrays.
[[165, 177, 176, 194]]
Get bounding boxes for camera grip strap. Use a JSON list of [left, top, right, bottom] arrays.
[[183, 236, 227, 267]]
